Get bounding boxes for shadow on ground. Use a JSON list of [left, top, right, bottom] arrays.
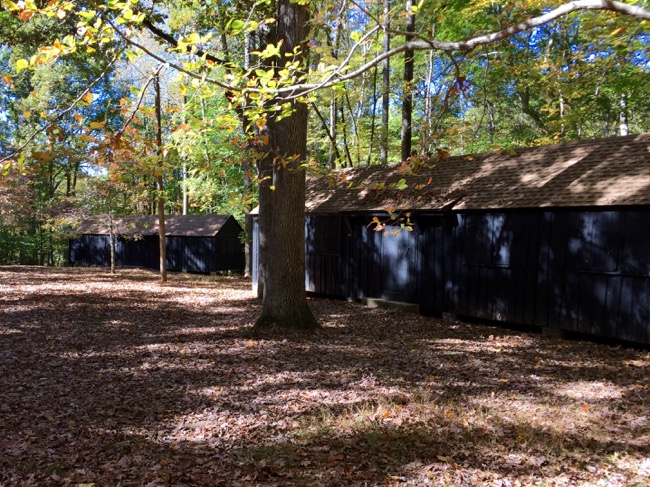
[[0, 266, 648, 486]]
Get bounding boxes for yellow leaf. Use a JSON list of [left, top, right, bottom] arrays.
[[89, 121, 105, 129], [3, 1, 19, 11], [269, 185, 275, 191], [82, 92, 93, 104], [610, 27, 626, 37], [74, 112, 83, 125], [23, 110, 31, 120], [15, 59, 29, 73], [1, 75, 12, 85]]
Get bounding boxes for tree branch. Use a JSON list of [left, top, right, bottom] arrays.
[[103, 15, 237, 93], [117, 63, 165, 137], [141, 18, 227, 65], [273, 0, 650, 100], [0, 48, 124, 164]]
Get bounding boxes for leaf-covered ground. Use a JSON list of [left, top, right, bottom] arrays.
[[0, 266, 648, 487]]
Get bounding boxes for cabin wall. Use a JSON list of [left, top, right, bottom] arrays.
[[70, 216, 245, 274], [251, 207, 650, 344], [305, 215, 347, 297], [214, 217, 246, 272], [535, 210, 650, 343], [121, 236, 159, 269], [69, 234, 113, 267], [419, 208, 649, 343]]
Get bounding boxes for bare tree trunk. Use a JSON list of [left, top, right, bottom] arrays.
[[560, 93, 566, 138], [255, 0, 318, 329], [344, 91, 360, 166], [367, 63, 379, 165], [256, 151, 271, 299], [242, 31, 255, 279], [380, 0, 391, 165], [110, 233, 116, 274], [339, 105, 354, 167], [182, 163, 188, 215], [155, 74, 167, 284], [401, 0, 415, 161], [328, 95, 337, 169], [619, 93, 629, 136], [327, 2, 344, 169]]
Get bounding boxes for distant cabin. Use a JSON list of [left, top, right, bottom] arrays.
[[252, 133, 650, 344], [70, 215, 245, 274]]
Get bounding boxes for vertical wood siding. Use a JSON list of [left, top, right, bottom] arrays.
[[69, 216, 245, 274], [252, 208, 650, 344]]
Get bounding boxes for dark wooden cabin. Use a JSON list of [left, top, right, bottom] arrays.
[[252, 133, 650, 344], [70, 215, 245, 273]]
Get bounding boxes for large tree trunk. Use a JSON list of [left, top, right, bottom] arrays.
[[255, 0, 318, 329]]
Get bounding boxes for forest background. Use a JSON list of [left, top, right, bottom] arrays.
[[0, 0, 648, 270]]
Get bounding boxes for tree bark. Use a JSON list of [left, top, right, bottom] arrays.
[[380, 0, 391, 165], [401, 0, 415, 161], [255, 0, 318, 329], [155, 74, 167, 284], [619, 92, 629, 136]]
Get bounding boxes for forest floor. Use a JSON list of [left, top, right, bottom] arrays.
[[0, 266, 648, 487]]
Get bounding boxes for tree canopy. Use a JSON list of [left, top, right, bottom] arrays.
[[1, 0, 649, 326]]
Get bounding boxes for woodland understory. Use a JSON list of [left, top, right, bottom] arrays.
[[0, 266, 648, 486]]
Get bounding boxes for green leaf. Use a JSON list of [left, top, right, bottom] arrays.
[[395, 178, 408, 190], [78, 9, 97, 20], [229, 19, 245, 35]]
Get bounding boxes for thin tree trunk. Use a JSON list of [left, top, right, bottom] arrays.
[[401, 0, 415, 161], [255, 151, 271, 299], [339, 105, 354, 167], [312, 102, 343, 163], [327, 2, 346, 169], [619, 93, 629, 136], [380, 0, 391, 165], [182, 163, 188, 215], [155, 74, 167, 284], [243, 31, 255, 278], [328, 95, 337, 169], [343, 91, 360, 166], [367, 63, 379, 165], [108, 196, 116, 275]]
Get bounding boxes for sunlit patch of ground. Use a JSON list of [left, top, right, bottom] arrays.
[[0, 266, 648, 486]]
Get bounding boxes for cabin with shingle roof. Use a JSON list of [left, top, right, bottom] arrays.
[[70, 215, 245, 273], [253, 133, 650, 344]]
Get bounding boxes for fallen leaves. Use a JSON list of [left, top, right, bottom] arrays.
[[0, 266, 648, 486]]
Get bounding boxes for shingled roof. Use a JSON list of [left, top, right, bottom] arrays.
[[305, 133, 650, 213], [76, 215, 232, 237]]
